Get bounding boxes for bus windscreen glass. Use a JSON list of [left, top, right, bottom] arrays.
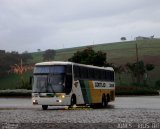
[[33, 66, 65, 93], [34, 66, 65, 74]]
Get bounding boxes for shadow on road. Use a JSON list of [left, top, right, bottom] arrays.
[[44, 104, 115, 111]]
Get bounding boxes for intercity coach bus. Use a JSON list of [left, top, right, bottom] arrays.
[[32, 61, 115, 110]]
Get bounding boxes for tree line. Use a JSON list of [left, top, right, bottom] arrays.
[[0, 51, 32, 77], [0, 49, 56, 77]]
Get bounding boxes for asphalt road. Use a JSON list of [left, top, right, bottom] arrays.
[[0, 96, 160, 129]]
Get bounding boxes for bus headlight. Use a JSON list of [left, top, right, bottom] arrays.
[[33, 99, 38, 104], [56, 94, 65, 98], [61, 95, 65, 99], [56, 99, 62, 103]]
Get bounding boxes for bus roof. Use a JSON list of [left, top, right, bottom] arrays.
[[35, 61, 72, 66], [35, 61, 114, 71]]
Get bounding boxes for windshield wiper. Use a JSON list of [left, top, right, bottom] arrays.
[[46, 83, 55, 93]]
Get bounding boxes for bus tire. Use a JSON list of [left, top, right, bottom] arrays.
[[101, 94, 107, 108], [42, 105, 48, 110], [70, 94, 76, 107], [106, 94, 110, 105]]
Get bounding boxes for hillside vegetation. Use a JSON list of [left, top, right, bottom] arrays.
[[54, 39, 160, 65], [1, 39, 160, 89]]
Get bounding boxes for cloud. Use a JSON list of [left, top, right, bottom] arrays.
[[0, 0, 160, 52]]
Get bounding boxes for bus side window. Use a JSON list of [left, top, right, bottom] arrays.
[[94, 69, 101, 80], [82, 67, 88, 79], [73, 66, 79, 79], [66, 65, 72, 75], [105, 70, 109, 81], [80, 67, 84, 79], [111, 71, 114, 81], [101, 70, 105, 81], [88, 68, 93, 79]]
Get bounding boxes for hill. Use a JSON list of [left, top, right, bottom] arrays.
[[1, 39, 160, 89], [53, 39, 160, 65]]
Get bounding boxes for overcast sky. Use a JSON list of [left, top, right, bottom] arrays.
[[0, 0, 160, 53]]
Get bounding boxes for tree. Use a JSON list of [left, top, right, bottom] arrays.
[[37, 49, 41, 52], [21, 51, 33, 64], [144, 64, 155, 85], [125, 61, 155, 86], [68, 47, 107, 66], [121, 37, 126, 41], [0, 52, 21, 77], [43, 49, 56, 61], [114, 65, 125, 84], [146, 64, 155, 71], [9, 59, 33, 89], [0, 51, 33, 77]]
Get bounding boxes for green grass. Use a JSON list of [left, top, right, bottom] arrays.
[[0, 71, 32, 90], [0, 74, 20, 90], [30, 52, 44, 64], [54, 39, 160, 63]]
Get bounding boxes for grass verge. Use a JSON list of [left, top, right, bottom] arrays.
[[0, 89, 31, 97]]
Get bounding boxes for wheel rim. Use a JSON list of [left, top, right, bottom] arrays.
[[71, 97, 74, 106], [102, 99, 105, 107]]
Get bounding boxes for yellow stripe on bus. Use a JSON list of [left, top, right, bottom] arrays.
[[88, 80, 113, 103]]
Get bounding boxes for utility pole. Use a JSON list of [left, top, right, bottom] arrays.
[[136, 43, 139, 63], [135, 42, 140, 85]]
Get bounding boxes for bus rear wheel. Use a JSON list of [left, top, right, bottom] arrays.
[[101, 95, 107, 108], [42, 105, 48, 110]]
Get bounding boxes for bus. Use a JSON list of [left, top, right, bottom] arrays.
[[32, 61, 115, 110]]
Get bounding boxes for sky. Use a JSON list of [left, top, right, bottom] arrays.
[[0, 0, 160, 53]]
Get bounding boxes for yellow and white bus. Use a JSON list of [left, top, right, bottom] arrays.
[[32, 61, 115, 110]]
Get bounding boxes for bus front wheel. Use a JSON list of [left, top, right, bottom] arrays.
[[70, 95, 76, 107], [42, 105, 48, 110]]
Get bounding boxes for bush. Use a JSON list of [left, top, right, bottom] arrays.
[[155, 80, 160, 89], [16, 83, 32, 90], [116, 86, 159, 95], [0, 89, 31, 97]]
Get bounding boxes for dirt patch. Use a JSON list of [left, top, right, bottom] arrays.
[[142, 55, 160, 65], [109, 55, 160, 65]]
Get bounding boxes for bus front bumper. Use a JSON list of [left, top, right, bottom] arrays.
[[32, 94, 69, 106]]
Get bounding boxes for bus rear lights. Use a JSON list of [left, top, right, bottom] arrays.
[[33, 99, 38, 104], [56, 100, 62, 103]]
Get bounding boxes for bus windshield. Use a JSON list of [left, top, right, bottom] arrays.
[[32, 66, 65, 93]]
